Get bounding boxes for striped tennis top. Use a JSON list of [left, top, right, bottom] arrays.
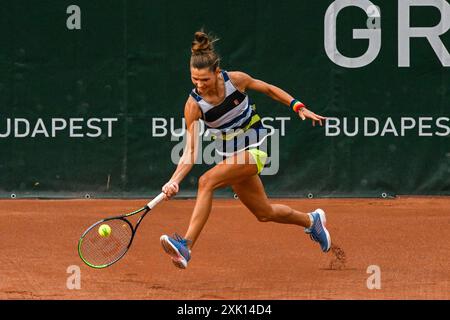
[[190, 71, 261, 133], [189, 70, 270, 157]]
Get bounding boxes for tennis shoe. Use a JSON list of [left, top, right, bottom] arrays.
[[304, 209, 331, 252], [160, 233, 191, 269]]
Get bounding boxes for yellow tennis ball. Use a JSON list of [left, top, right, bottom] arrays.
[[98, 224, 112, 237]]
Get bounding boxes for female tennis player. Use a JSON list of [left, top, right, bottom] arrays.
[[160, 31, 331, 269]]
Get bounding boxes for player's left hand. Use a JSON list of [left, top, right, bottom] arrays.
[[298, 107, 326, 126]]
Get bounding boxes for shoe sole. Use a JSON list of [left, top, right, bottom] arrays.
[[160, 235, 188, 269], [315, 209, 332, 253]]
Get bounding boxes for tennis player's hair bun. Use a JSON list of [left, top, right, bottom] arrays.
[[190, 30, 220, 71], [192, 31, 215, 54]]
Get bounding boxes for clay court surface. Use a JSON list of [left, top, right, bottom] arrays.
[[0, 197, 448, 300]]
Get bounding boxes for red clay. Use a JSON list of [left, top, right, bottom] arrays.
[[0, 197, 449, 299]]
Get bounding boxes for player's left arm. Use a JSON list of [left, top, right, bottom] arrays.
[[229, 71, 326, 126]]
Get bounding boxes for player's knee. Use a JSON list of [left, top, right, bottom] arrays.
[[198, 174, 216, 191], [256, 215, 271, 222], [254, 208, 274, 222]]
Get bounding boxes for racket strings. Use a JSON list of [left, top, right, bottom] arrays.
[[80, 219, 133, 267]]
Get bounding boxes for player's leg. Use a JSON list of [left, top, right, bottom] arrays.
[[184, 151, 257, 247], [232, 175, 331, 252], [160, 151, 258, 268], [231, 174, 312, 227]]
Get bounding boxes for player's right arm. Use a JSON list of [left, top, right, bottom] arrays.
[[162, 97, 202, 199]]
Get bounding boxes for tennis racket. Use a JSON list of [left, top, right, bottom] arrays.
[[78, 192, 166, 269]]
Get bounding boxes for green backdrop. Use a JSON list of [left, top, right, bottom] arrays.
[[0, 0, 449, 198]]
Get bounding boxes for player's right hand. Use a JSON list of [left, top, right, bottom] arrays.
[[162, 181, 179, 200]]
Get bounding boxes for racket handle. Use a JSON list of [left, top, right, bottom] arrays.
[[146, 192, 166, 209]]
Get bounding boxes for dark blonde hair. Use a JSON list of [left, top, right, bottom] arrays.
[[190, 31, 220, 71]]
